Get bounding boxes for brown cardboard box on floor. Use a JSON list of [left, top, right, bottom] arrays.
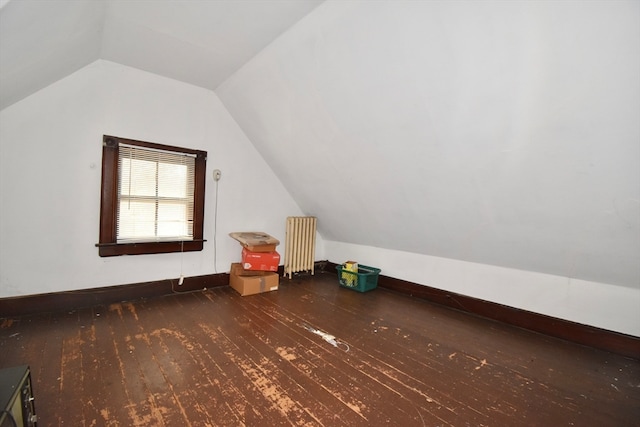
[[229, 263, 279, 296], [241, 247, 280, 271]]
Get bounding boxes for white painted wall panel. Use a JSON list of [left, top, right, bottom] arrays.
[[326, 241, 640, 337], [0, 60, 315, 297], [217, 1, 640, 289]]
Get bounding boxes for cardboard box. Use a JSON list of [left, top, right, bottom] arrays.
[[242, 247, 280, 272], [243, 243, 278, 252], [229, 232, 280, 252], [229, 263, 279, 296]]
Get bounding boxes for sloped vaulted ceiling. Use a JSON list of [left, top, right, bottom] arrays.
[[0, 0, 105, 109], [216, 1, 640, 289], [0, 0, 323, 110]]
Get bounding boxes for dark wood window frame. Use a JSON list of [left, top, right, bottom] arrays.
[[97, 135, 207, 257]]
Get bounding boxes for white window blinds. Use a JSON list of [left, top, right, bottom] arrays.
[[117, 144, 196, 243]]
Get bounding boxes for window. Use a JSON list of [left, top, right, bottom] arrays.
[[97, 135, 207, 257]]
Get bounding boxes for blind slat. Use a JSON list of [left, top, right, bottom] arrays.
[[117, 145, 195, 243]]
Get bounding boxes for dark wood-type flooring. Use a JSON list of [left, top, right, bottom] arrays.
[[1, 272, 639, 426]]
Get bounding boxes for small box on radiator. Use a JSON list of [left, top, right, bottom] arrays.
[[242, 247, 280, 272]]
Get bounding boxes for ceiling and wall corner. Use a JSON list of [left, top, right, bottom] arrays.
[[0, 0, 324, 110], [0, 0, 106, 109]]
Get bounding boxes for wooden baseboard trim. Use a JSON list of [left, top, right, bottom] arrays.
[[0, 272, 230, 318], [3, 261, 638, 359], [0, 262, 299, 318], [323, 261, 640, 360]]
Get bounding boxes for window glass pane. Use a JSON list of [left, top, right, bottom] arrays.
[[158, 162, 187, 198], [157, 203, 190, 237], [115, 143, 196, 243], [118, 200, 156, 239], [120, 158, 157, 197]]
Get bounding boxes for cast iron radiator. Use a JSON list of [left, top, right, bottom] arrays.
[[284, 216, 317, 279]]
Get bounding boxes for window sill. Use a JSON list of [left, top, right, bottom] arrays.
[[96, 239, 206, 257]]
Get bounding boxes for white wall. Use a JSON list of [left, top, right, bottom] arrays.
[[216, 1, 640, 336], [217, 0, 639, 289], [0, 60, 320, 297], [327, 241, 640, 337]]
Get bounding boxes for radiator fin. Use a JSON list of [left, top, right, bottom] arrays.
[[284, 216, 317, 279]]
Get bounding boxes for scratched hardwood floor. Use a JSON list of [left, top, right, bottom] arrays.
[[1, 271, 639, 426]]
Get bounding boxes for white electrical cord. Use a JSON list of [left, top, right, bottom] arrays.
[[178, 240, 184, 285], [213, 177, 219, 273]]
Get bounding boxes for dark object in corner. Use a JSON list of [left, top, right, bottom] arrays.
[[0, 365, 37, 427]]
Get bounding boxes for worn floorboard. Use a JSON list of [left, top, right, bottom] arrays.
[[1, 272, 639, 426]]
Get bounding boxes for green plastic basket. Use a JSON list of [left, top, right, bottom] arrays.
[[336, 264, 381, 292]]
